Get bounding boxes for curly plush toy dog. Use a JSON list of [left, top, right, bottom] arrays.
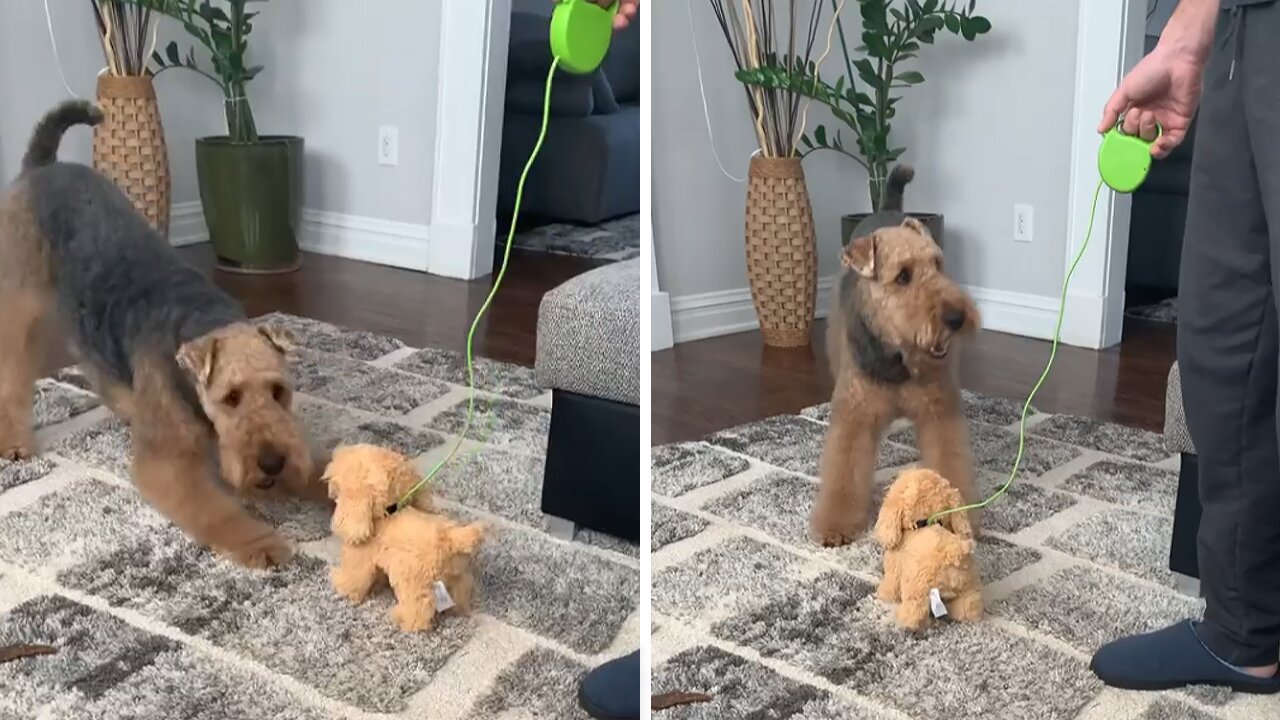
[[874, 468, 983, 631], [324, 444, 486, 632]]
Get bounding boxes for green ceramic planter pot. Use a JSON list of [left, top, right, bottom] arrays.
[[841, 212, 944, 248], [196, 135, 303, 274]]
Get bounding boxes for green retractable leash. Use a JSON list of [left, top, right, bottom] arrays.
[[925, 117, 1160, 528], [394, 0, 620, 511]]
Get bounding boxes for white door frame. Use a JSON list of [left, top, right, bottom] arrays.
[[428, 0, 512, 280], [1061, 0, 1146, 349]]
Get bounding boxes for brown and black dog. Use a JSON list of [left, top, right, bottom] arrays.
[[811, 165, 982, 546], [0, 101, 318, 568]]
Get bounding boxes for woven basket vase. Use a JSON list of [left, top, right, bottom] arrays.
[[744, 155, 817, 347], [93, 75, 171, 236]]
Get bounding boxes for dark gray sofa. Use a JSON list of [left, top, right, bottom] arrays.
[[498, 11, 640, 225]]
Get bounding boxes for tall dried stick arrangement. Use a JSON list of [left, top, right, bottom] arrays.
[[707, 0, 830, 158]]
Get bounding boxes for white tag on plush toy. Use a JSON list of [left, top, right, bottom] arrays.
[[929, 588, 948, 618], [433, 581, 455, 613]]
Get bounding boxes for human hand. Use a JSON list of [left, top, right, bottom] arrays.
[[1097, 44, 1204, 159], [589, 0, 639, 30]]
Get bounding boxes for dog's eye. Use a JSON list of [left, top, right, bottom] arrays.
[[895, 267, 912, 286], [223, 390, 241, 408], [272, 383, 287, 403]]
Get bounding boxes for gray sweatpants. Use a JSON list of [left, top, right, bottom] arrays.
[[1180, 1, 1280, 667]]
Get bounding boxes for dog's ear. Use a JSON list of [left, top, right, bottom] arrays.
[[842, 232, 879, 279], [873, 492, 907, 550], [257, 324, 295, 355], [176, 336, 218, 387], [901, 217, 931, 238]]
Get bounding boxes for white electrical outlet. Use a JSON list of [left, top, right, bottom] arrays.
[[1014, 204, 1034, 243], [378, 126, 399, 166]]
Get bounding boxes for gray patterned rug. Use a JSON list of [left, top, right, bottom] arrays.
[[0, 314, 638, 720], [512, 214, 640, 261], [651, 394, 1280, 720], [1126, 298, 1177, 324]]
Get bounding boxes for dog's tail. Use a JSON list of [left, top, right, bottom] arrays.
[[22, 100, 104, 173], [879, 163, 915, 212], [446, 522, 486, 555]]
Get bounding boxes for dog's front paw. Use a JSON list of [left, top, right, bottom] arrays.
[[222, 530, 294, 569], [810, 509, 867, 547], [0, 435, 36, 462]]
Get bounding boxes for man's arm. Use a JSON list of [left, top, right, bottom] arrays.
[[1158, 0, 1219, 64]]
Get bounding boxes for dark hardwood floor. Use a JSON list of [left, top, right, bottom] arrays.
[[176, 245, 607, 368], [652, 318, 1177, 446]]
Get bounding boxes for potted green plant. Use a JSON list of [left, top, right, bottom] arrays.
[[123, 0, 301, 273], [737, 0, 990, 246]]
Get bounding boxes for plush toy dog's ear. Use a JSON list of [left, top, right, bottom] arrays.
[[940, 487, 974, 539], [332, 493, 376, 544], [873, 499, 906, 550]]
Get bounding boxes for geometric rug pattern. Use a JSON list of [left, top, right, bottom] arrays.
[[513, 214, 640, 262], [651, 393, 1279, 720], [0, 314, 637, 719]]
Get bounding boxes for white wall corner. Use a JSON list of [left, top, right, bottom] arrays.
[[1064, 0, 1143, 350], [650, 227, 674, 351], [169, 201, 208, 247], [429, 0, 512, 280]]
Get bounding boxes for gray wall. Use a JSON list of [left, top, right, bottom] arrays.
[[0, 1, 216, 196], [2, 0, 441, 226], [654, 0, 1081, 304]]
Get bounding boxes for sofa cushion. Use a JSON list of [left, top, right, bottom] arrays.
[[536, 259, 640, 405], [1165, 363, 1195, 455], [601, 18, 640, 103]]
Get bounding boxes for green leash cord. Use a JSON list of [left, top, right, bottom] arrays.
[[393, 57, 563, 511], [392, 0, 619, 511], [927, 117, 1157, 527], [926, 178, 1105, 526]]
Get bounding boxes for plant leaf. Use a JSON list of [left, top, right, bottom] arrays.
[[896, 71, 925, 84], [944, 13, 961, 33], [165, 41, 181, 65], [814, 125, 827, 147], [969, 16, 992, 34]]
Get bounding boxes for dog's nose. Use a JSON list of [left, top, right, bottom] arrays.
[[942, 307, 966, 331], [257, 449, 286, 477]]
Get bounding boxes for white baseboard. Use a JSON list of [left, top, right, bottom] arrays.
[[670, 277, 836, 344], [669, 276, 1081, 346], [651, 291, 674, 351], [301, 210, 431, 272], [960, 285, 1061, 342], [169, 201, 208, 247], [164, 204, 434, 273]]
